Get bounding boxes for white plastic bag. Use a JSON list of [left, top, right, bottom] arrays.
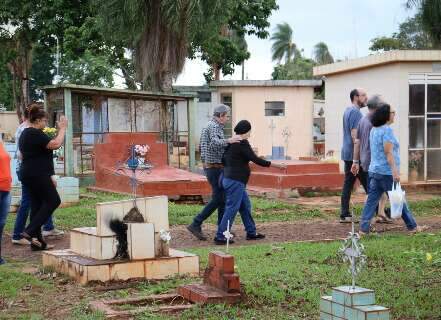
[[387, 182, 405, 219]]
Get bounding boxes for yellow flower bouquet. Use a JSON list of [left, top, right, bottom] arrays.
[[43, 127, 57, 139]]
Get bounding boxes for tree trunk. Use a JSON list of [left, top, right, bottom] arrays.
[[241, 61, 245, 80], [157, 71, 173, 144], [214, 64, 220, 80]]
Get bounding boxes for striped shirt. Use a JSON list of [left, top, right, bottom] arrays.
[[200, 119, 228, 164]]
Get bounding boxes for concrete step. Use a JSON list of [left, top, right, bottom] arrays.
[[42, 249, 199, 284], [249, 172, 344, 189], [250, 161, 340, 175]]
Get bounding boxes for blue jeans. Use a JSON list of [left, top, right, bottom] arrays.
[[360, 173, 417, 233], [216, 178, 257, 240], [12, 172, 55, 240], [0, 191, 11, 260], [191, 168, 225, 228]]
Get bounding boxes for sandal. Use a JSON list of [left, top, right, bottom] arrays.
[[409, 225, 429, 234], [21, 233, 54, 251], [375, 215, 393, 224], [30, 238, 55, 251]]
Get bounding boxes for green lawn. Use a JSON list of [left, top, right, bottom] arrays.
[[5, 189, 327, 232], [6, 189, 441, 233], [1, 233, 440, 319]]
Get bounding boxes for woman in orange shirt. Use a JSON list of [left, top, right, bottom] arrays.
[[0, 138, 12, 264]]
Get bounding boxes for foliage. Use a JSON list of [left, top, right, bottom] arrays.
[[0, 0, 134, 115], [198, 0, 277, 82], [0, 52, 13, 110], [272, 56, 316, 80], [369, 12, 433, 51], [270, 22, 298, 64], [369, 36, 404, 51], [94, 0, 277, 90], [313, 42, 334, 65]]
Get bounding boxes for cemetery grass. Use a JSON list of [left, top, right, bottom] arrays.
[[1, 233, 440, 319], [4, 190, 326, 232], [5, 189, 441, 233]]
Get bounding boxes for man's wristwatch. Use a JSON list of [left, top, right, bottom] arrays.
[[353, 160, 359, 164]]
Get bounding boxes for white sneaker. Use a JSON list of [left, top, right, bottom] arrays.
[[42, 229, 65, 237], [12, 238, 31, 245]]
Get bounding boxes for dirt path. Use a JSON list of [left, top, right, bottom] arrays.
[[284, 191, 439, 208], [3, 216, 441, 261]]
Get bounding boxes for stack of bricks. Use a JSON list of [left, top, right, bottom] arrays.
[[320, 286, 390, 320], [178, 251, 241, 304]]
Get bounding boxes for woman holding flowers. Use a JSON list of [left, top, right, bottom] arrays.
[[12, 104, 63, 246], [19, 106, 68, 250]]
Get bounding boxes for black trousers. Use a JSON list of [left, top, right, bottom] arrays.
[[22, 175, 61, 238], [340, 160, 368, 218]]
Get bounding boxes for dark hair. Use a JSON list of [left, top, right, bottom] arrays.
[[371, 104, 391, 127], [28, 105, 48, 123], [350, 89, 359, 102], [24, 102, 42, 119]]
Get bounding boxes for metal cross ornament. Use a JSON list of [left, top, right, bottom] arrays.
[[113, 143, 153, 222], [338, 210, 367, 289], [223, 220, 233, 253]]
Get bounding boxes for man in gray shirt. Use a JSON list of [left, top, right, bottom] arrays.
[[187, 104, 241, 240], [351, 95, 391, 222], [340, 88, 368, 222]]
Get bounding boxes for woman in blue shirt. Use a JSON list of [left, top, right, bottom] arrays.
[[360, 104, 426, 235]]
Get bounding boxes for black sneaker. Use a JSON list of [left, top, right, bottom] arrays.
[[186, 224, 208, 241], [246, 233, 266, 240], [214, 238, 235, 245]]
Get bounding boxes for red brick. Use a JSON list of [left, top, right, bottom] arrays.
[[223, 273, 240, 293], [208, 253, 217, 268], [211, 251, 234, 273], [205, 268, 224, 289], [177, 285, 191, 300]]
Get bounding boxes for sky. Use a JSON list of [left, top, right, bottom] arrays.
[[174, 0, 417, 86]]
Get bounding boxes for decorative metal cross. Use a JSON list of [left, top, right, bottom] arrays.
[[113, 143, 153, 222], [338, 211, 367, 289], [223, 220, 233, 253]]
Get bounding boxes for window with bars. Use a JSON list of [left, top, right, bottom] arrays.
[[265, 101, 285, 116]]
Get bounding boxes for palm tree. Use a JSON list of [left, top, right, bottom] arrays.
[[313, 42, 334, 65], [271, 22, 297, 64], [406, 0, 441, 47], [94, 0, 224, 92], [232, 32, 248, 80]]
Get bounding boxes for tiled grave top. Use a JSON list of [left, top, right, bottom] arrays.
[[333, 286, 374, 294]]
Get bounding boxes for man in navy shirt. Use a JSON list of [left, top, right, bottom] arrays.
[[340, 88, 367, 222]]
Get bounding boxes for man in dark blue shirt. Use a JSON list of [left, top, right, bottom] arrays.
[[340, 88, 368, 222]]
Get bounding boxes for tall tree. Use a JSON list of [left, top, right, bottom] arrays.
[[270, 22, 297, 64], [94, 0, 277, 91], [94, 0, 221, 92], [406, 0, 441, 47], [197, 0, 277, 82], [369, 13, 432, 51], [313, 42, 334, 65], [0, 0, 131, 117]]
